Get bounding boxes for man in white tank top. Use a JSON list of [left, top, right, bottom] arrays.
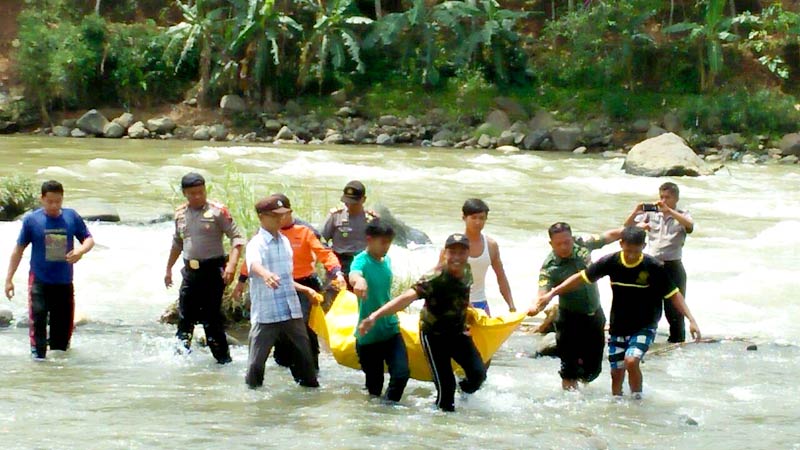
[[457, 198, 516, 316]]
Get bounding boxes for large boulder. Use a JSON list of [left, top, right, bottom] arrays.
[[718, 133, 744, 149], [52, 125, 71, 137], [220, 94, 247, 113], [522, 129, 548, 150], [146, 117, 176, 134], [485, 109, 511, 130], [528, 110, 555, 132], [551, 126, 582, 151], [209, 124, 227, 140], [0, 121, 18, 134], [192, 125, 211, 141], [113, 112, 135, 129], [127, 121, 149, 139], [103, 122, 125, 138], [373, 204, 431, 247], [778, 133, 800, 156], [623, 132, 720, 177], [76, 109, 109, 136], [71, 200, 121, 222], [493, 97, 527, 120], [276, 125, 294, 140]]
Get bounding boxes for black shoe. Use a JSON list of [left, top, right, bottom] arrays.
[[216, 355, 233, 364]]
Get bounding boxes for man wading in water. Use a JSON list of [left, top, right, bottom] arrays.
[[164, 173, 245, 364], [359, 233, 485, 411], [540, 227, 701, 398], [5, 180, 95, 360]]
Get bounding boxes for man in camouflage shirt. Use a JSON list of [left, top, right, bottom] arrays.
[[529, 223, 622, 390], [358, 233, 486, 412], [164, 173, 246, 364]]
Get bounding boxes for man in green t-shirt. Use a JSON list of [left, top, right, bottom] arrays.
[[529, 223, 622, 391], [358, 233, 485, 412], [349, 219, 409, 402]]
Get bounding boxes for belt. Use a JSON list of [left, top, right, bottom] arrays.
[[184, 256, 226, 270]]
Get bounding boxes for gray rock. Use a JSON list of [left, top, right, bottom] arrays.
[[741, 153, 758, 164], [128, 121, 149, 139], [192, 125, 211, 141], [0, 308, 12, 327], [704, 154, 723, 163], [378, 115, 399, 127], [209, 124, 227, 140], [780, 155, 798, 164], [284, 100, 303, 117], [76, 109, 109, 135], [220, 94, 247, 113], [263, 119, 282, 133], [779, 133, 800, 156], [146, 117, 176, 134], [242, 132, 257, 142], [485, 109, 511, 130], [497, 130, 516, 146], [72, 200, 121, 222], [632, 119, 651, 133], [523, 130, 548, 150], [646, 125, 668, 139], [373, 204, 431, 247], [494, 96, 527, 120], [113, 112, 135, 129], [309, 138, 324, 145], [404, 116, 418, 127], [103, 122, 125, 138], [623, 132, 720, 177], [423, 108, 446, 126], [53, 125, 71, 137], [70, 128, 88, 138], [602, 150, 626, 158], [331, 89, 347, 105], [336, 106, 356, 118], [62, 119, 77, 129], [536, 333, 558, 357], [184, 98, 198, 107], [477, 134, 492, 148], [376, 133, 393, 145], [718, 133, 744, 149], [432, 129, 453, 142], [509, 121, 529, 134], [496, 145, 520, 153], [573, 146, 587, 154], [353, 125, 372, 143], [663, 112, 681, 132], [323, 133, 345, 144], [276, 125, 294, 140], [551, 126, 582, 151], [528, 110, 555, 131], [432, 140, 451, 148], [395, 132, 413, 143], [475, 122, 501, 137]]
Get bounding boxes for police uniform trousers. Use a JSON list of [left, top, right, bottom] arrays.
[[177, 256, 231, 363]]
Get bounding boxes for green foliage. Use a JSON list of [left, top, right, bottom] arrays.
[[0, 176, 38, 221], [680, 89, 800, 134]]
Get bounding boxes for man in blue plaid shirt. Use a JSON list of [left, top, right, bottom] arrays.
[[244, 195, 320, 389]]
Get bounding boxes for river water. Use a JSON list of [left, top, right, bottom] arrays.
[[0, 136, 798, 449]]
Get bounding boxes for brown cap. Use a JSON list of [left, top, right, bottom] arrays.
[[341, 180, 366, 204], [444, 233, 470, 249], [255, 195, 291, 214]]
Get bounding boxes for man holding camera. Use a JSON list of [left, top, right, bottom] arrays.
[[624, 182, 694, 343]]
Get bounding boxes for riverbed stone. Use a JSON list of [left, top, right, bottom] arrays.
[[522, 129, 548, 150], [718, 133, 744, 149], [262, 119, 282, 133], [62, 119, 77, 129], [103, 122, 125, 138], [528, 110, 555, 132], [0, 308, 12, 327], [496, 145, 520, 153], [494, 96, 527, 120], [70, 128, 88, 138], [646, 125, 668, 139], [276, 125, 294, 140], [623, 132, 720, 177], [330, 89, 347, 105], [53, 125, 71, 137], [192, 125, 211, 140], [780, 155, 798, 164], [113, 112, 135, 129], [128, 121, 149, 139], [573, 146, 587, 154], [477, 134, 492, 148], [663, 112, 681, 132], [323, 133, 345, 144], [432, 129, 453, 143], [632, 119, 651, 133], [432, 140, 451, 148], [77, 109, 109, 136], [741, 153, 758, 164], [376, 133, 393, 145], [209, 124, 227, 140], [551, 126, 582, 151], [336, 106, 356, 118], [146, 116, 176, 134], [779, 133, 800, 156], [497, 130, 516, 146], [220, 94, 247, 113], [378, 115, 399, 127], [475, 122, 502, 137], [485, 109, 511, 130], [72, 200, 121, 222]]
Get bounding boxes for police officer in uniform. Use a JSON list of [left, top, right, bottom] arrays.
[[321, 180, 377, 282], [164, 173, 246, 364]]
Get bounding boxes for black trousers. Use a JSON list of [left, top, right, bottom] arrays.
[[28, 278, 74, 358], [177, 257, 231, 363], [555, 308, 606, 383], [663, 260, 687, 343], [420, 330, 486, 412], [356, 333, 410, 402], [334, 252, 355, 291], [273, 275, 322, 371]]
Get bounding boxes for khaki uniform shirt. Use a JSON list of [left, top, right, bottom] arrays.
[[636, 209, 692, 261], [320, 208, 376, 255], [172, 201, 245, 261]]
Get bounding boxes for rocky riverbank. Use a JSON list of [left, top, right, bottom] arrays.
[[2, 92, 799, 168]]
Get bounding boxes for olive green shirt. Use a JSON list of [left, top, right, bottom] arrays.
[[538, 236, 605, 315], [414, 266, 473, 335]]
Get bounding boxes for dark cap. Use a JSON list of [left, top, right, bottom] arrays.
[[341, 180, 366, 204], [255, 195, 291, 214], [271, 193, 291, 209], [181, 172, 205, 189], [444, 233, 470, 249]]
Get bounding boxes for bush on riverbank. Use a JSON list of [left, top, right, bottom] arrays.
[[0, 176, 38, 221]]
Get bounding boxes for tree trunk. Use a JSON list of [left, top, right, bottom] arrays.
[[95, 0, 101, 15], [374, 0, 382, 18], [198, 38, 211, 109]]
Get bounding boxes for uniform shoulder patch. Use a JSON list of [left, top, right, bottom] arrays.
[[366, 210, 379, 219], [174, 202, 188, 212], [329, 207, 343, 214]]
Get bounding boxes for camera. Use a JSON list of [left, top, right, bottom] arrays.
[[642, 203, 659, 212]]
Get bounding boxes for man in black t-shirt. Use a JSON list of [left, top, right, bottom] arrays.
[[539, 227, 701, 399]]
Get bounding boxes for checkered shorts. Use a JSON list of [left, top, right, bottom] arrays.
[[607, 328, 656, 370]]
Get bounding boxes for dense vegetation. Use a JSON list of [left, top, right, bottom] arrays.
[[13, 0, 800, 134]]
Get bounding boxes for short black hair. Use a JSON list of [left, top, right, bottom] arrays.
[[365, 218, 395, 238], [462, 198, 490, 216], [548, 222, 572, 238], [41, 180, 64, 196], [621, 226, 646, 245], [659, 182, 680, 198]]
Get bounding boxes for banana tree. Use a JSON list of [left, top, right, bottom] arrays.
[[166, 0, 228, 107], [297, 0, 373, 91]]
